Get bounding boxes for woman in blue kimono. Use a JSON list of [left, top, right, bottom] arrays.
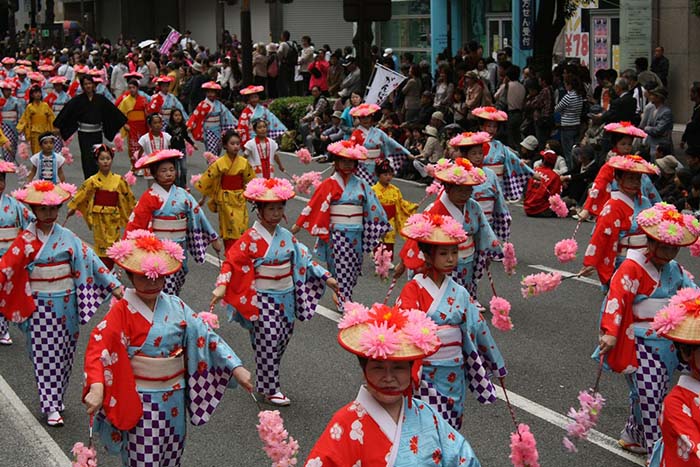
[[212, 177, 338, 406], [82, 231, 252, 467], [349, 103, 411, 185], [126, 149, 222, 295], [306, 300, 481, 466], [473, 106, 535, 201], [236, 85, 287, 145], [187, 82, 238, 155], [0, 80, 26, 162], [292, 141, 390, 308], [339, 91, 362, 140], [0, 180, 122, 426], [0, 161, 34, 344], [396, 213, 507, 429]]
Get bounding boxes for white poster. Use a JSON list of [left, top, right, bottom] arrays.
[[620, 0, 652, 71], [364, 64, 406, 106]]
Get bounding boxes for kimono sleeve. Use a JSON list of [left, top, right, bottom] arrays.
[[361, 181, 391, 253], [117, 177, 136, 226], [292, 237, 330, 321], [583, 164, 614, 215], [220, 231, 261, 320], [73, 238, 121, 324], [430, 405, 482, 467], [183, 299, 243, 426], [184, 191, 219, 262], [304, 407, 364, 467], [659, 389, 700, 466], [642, 175, 660, 205], [100, 96, 129, 142], [396, 280, 423, 309], [502, 146, 533, 200], [242, 158, 256, 184], [12, 197, 34, 229], [295, 179, 339, 242], [194, 159, 224, 198], [0, 232, 41, 322], [16, 106, 30, 136], [601, 260, 640, 373], [397, 193, 418, 239], [490, 178, 512, 242], [125, 189, 160, 233], [220, 104, 238, 129], [68, 177, 96, 220], [582, 202, 622, 285], [261, 107, 287, 139]]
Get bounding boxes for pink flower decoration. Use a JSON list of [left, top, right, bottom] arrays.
[[296, 148, 312, 164], [562, 437, 578, 453], [141, 254, 168, 279], [554, 238, 578, 263], [15, 164, 29, 183], [657, 220, 684, 243], [449, 131, 491, 147], [603, 122, 647, 139], [11, 188, 28, 201], [440, 216, 468, 242], [689, 239, 700, 257], [198, 311, 220, 329], [651, 303, 687, 335], [71, 441, 97, 467], [58, 182, 77, 196], [203, 151, 218, 165], [126, 229, 153, 240], [373, 244, 393, 280], [42, 192, 64, 205], [257, 410, 299, 466], [402, 309, 440, 353], [123, 171, 137, 186], [0, 160, 16, 172], [61, 146, 74, 165], [548, 194, 568, 218], [668, 287, 700, 308], [425, 180, 442, 196], [503, 242, 517, 275], [18, 142, 30, 160], [106, 240, 134, 262], [403, 213, 436, 240], [510, 423, 540, 467], [358, 321, 401, 359], [244, 178, 268, 198], [160, 238, 185, 261], [338, 301, 370, 329], [637, 207, 662, 227], [684, 215, 700, 236], [185, 141, 195, 157], [563, 389, 605, 451], [292, 172, 322, 194], [113, 132, 124, 152], [270, 179, 295, 199], [490, 296, 513, 331], [521, 272, 563, 298]]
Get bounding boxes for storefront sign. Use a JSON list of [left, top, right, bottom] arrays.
[[620, 0, 652, 71], [519, 0, 534, 50], [593, 17, 609, 72], [564, 0, 598, 68]]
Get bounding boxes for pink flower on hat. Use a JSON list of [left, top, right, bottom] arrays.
[[603, 122, 647, 139], [440, 216, 468, 242], [338, 302, 371, 329], [657, 220, 685, 244], [358, 321, 401, 359], [58, 182, 77, 196], [402, 309, 439, 352], [126, 229, 154, 240], [161, 238, 185, 261], [106, 240, 134, 262], [11, 188, 28, 201], [42, 192, 64, 205], [141, 254, 168, 280]]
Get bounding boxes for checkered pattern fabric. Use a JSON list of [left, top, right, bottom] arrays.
[[28, 298, 79, 413], [76, 283, 110, 325], [126, 393, 184, 467], [294, 277, 325, 321], [465, 349, 498, 404], [251, 293, 295, 395], [503, 172, 530, 201], [163, 269, 187, 296], [388, 153, 406, 176], [187, 229, 215, 264], [53, 137, 63, 154], [355, 163, 376, 186], [1, 123, 17, 162], [203, 128, 222, 156], [188, 367, 232, 426], [362, 219, 390, 254], [330, 230, 362, 303], [0, 315, 8, 335], [491, 211, 512, 243], [416, 378, 464, 430]]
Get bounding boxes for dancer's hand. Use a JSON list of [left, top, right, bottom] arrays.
[[578, 265, 596, 277], [233, 366, 253, 393], [577, 209, 589, 221], [84, 383, 104, 415], [393, 261, 406, 279], [326, 277, 339, 292], [211, 239, 223, 253], [66, 209, 76, 218], [1, 141, 10, 151], [598, 334, 617, 354], [112, 287, 124, 300], [211, 285, 226, 307], [290, 224, 300, 235]]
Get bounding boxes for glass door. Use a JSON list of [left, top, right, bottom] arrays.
[[487, 17, 513, 58]]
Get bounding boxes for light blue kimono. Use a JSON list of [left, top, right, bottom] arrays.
[[354, 125, 411, 185], [159, 92, 188, 126], [251, 104, 286, 139], [95, 83, 115, 102], [1, 94, 25, 161], [484, 138, 534, 200], [15, 78, 31, 98], [472, 166, 511, 242]]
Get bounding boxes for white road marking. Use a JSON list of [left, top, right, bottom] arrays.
[[0, 375, 72, 466], [529, 264, 601, 286]]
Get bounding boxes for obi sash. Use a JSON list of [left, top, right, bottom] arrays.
[[633, 298, 669, 328], [152, 215, 187, 241], [366, 148, 381, 159], [131, 354, 185, 390], [1, 110, 17, 123], [94, 189, 119, 207], [382, 204, 396, 220], [476, 196, 495, 221], [458, 237, 475, 260], [0, 226, 19, 250], [255, 260, 293, 291], [330, 204, 363, 225], [29, 261, 73, 293], [618, 233, 647, 257], [484, 163, 504, 178], [221, 174, 244, 191], [424, 325, 462, 364], [127, 109, 146, 122], [78, 122, 103, 133], [204, 114, 221, 128]]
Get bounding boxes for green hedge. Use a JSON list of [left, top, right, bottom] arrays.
[[267, 96, 315, 130]]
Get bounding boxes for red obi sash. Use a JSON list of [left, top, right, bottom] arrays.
[[221, 174, 244, 191], [381, 204, 396, 220], [94, 190, 119, 207]]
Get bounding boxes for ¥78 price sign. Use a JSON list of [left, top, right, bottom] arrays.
[[565, 32, 590, 67]]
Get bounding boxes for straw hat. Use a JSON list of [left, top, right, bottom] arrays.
[[12, 180, 76, 206], [430, 157, 487, 186], [38, 64, 54, 72], [154, 75, 174, 84], [350, 103, 381, 117], [637, 203, 700, 247], [327, 141, 368, 160], [14, 66, 29, 75], [603, 121, 647, 139], [448, 131, 491, 147], [472, 106, 508, 122], [607, 155, 659, 175], [49, 76, 68, 85], [124, 71, 144, 80], [202, 81, 221, 90], [337, 302, 441, 361], [0, 80, 15, 90], [401, 213, 468, 245], [134, 149, 184, 169], [244, 178, 296, 203], [240, 85, 264, 95], [0, 161, 16, 173], [106, 230, 183, 278], [652, 288, 700, 344], [1, 57, 15, 65]]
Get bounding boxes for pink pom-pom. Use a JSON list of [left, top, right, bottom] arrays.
[[489, 296, 513, 331], [292, 171, 322, 195], [203, 151, 218, 165], [113, 133, 124, 152], [563, 389, 605, 452], [425, 180, 442, 196], [554, 238, 578, 263], [373, 244, 393, 280], [562, 437, 578, 453], [185, 141, 195, 157], [65, 135, 74, 146], [510, 423, 540, 467], [338, 302, 370, 329], [548, 194, 569, 218], [190, 174, 202, 186], [521, 272, 562, 298], [198, 311, 220, 330], [123, 171, 137, 186], [296, 148, 312, 164], [71, 440, 97, 467], [257, 410, 299, 465], [61, 146, 74, 165], [18, 142, 30, 160], [503, 242, 517, 275]]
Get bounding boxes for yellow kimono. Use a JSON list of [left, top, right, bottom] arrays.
[[195, 153, 255, 241], [372, 182, 418, 244], [0, 127, 7, 146], [68, 172, 136, 256], [16, 101, 55, 154]]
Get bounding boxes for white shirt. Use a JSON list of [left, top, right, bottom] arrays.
[[57, 63, 75, 82], [138, 132, 172, 155], [244, 137, 279, 177], [30, 152, 65, 181]]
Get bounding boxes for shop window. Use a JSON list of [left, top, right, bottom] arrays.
[[486, 17, 512, 57], [488, 0, 512, 13], [377, 0, 431, 63]]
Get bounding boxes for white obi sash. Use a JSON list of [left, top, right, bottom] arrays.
[[633, 298, 669, 329], [152, 216, 187, 241], [0, 226, 19, 250], [458, 237, 475, 260], [131, 354, 185, 390], [484, 163, 504, 178], [1, 110, 17, 123], [29, 261, 73, 292], [204, 114, 221, 128], [330, 204, 363, 225], [255, 260, 293, 291], [366, 148, 381, 159], [476, 197, 495, 222], [424, 325, 462, 363], [618, 233, 647, 257]]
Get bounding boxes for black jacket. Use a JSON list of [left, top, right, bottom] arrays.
[[601, 92, 637, 124], [682, 104, 700, 149]]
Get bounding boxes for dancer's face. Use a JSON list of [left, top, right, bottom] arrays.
[[430, 245, 458, 273], [154, 161, 177, 189], [131, 273, 165, 298], [260, 202, 285, 226], [33, 204, 59, 226], [446, 184, 473, 207], [364, 359, 410, 407]]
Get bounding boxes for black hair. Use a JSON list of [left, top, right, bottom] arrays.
[[610, 132, 632, 147], [375, 159, 393, 176], [127, 79, 140, 88], [635, 57, 649, 71], [677, 168, 694, 188], [38, 131, 55, 144], [656, 142, 673, 156], [29, 85, 42, 100], [168, 108, 186, 128], [93, 143, 115, 160], [222, 129, 241, 147], [692, 174, 700, 190], [676, 343, 699, 365], [80, 74, 95, 86], [545, 139, 563, 156], [147, 113, 163, 126], [252, 118, 268, 130], [150, 158, 177, 175]]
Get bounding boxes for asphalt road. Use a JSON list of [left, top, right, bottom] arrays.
[[1, 140, 698, 466]]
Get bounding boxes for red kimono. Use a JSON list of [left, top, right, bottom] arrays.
[[523, 166, 562, 216], [236, 105, 255, 145], [658, 376, 700, 467]]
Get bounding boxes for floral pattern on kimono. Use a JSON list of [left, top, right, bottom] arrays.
[[483, 139, 534, 201], [84, 290, 243, 465], [371, 182, 418, 245], [187, 98, 237, 154], [305, 386, 480, 467], [399, 192, 502, 300], [350, 126, 410, 185], [0, 95, 25, 161], [236, 104, 287, 145], [583, 160, 660, 217], [397, 274, 507, 429], [147, 91, 188, 123], [472, 166, 511, 242], [583, 191, 651, 286]]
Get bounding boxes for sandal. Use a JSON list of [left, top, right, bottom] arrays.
[[47, 412, 64, 427], [617, 438, 646, 454], [265, 392, 291, 406], [0, 333, 12, 345]]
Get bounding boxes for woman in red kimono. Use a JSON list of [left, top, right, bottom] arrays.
[[117, 79, 149, 169]]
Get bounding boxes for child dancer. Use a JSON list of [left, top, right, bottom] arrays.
[[236, 85, 286, 145], [211, 177, 338, 405], [67, 144, 136, 269], [243, 118, 284, 178], [27, 132, 65, 182], [187, 82, 237, 155], [195, 130, 255, 250], [82, 232, 252, 466], [168, 109, 196, 188], [17, 85, 55, 154]]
